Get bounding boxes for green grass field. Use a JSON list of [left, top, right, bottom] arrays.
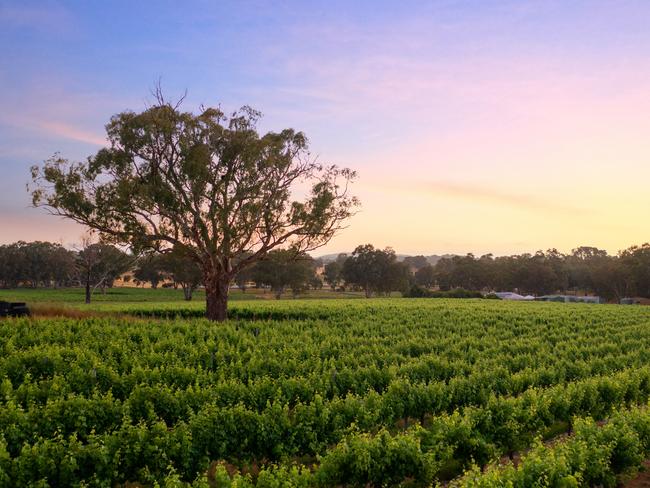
[[0, 287, 374, 320], [0, 286, 369, 312], [1, 289, 650, 486]]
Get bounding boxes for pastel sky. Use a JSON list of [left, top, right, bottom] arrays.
[[1, 0, 649, 256]]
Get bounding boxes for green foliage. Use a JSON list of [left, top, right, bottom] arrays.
[[342, 244, 411, 297], [0, 299, 650, 485], [323, 254, 347, 291], [160, 248, 203, 301], [316, 427, 437, 487], [453, 404, 650, 487], [251, 250, 317, 298], [0, 241, 76, 289], [404, 286, 483, 298], [133, 254, 165, 288], [76, 241, 133, 303], [413, 264, 435, 288]]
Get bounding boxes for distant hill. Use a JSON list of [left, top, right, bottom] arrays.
[[422, 254, 455, 265], [316, 253, 454, 265]]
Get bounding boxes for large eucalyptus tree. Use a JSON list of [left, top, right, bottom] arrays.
[[30, 94, 358, 321]]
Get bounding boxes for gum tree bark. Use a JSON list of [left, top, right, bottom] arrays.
[[204, 270, 231, 321]]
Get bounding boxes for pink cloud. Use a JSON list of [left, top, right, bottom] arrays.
[[0, 81, 131, 148], [38, 121, 106, 146], [366, 178, 586, 215]]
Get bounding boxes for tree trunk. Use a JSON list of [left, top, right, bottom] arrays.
[[274, 285, 284, 299], [205, 272, 230, 321], [85, 271, 91, 304], [183, 285, 193, 301]]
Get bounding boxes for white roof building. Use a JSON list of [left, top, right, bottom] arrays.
[[494, 292, 535, 301]]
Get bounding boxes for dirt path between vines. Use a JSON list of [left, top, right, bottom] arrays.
[[623, 461, 650, 487]]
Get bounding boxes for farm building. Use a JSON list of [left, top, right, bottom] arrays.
[[494, 292, 535, 301]]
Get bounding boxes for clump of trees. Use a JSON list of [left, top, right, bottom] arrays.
[[0, 239, 132, 303], [314, 243, 650, 301], [341, 244, 411, 297], [160, 248, 203, 301], [404, 286, 483, 298], [133, 255, 165, 289], [0, 239, 326, 301], [119, 248, 205, 301], [421, 245, 650, 301], [414, 264, 436, 288], [252, 250, 319, 298], [76, 240, 132, 303], [0, 241, 75, 288], [131, 248, 323, 300], [323, 253, 347, 291]]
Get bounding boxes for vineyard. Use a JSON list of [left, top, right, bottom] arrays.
[[1, 297, 650, 486]]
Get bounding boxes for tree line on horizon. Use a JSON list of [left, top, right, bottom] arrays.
[[321, 244, 650, 301], [425, 245, 650, 300], [2, 240, 649, 302], [0, 240, 201, 303]]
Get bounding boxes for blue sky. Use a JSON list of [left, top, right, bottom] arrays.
[[2, 1, 650, 254]]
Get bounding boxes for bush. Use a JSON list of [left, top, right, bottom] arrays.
[[403, 286, 483, 299]]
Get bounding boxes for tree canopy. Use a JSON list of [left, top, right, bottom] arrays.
[[342, 244, 411, 297], [160, 247, 203, 301], [0, 241, 75, 289], [76, 241, 132, 303], [252, 249, 317, 299], [323, 253, 347, 291]]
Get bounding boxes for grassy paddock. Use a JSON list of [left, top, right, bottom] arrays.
[[0, 286, 370, 302], [0, 286, 370, 316]]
